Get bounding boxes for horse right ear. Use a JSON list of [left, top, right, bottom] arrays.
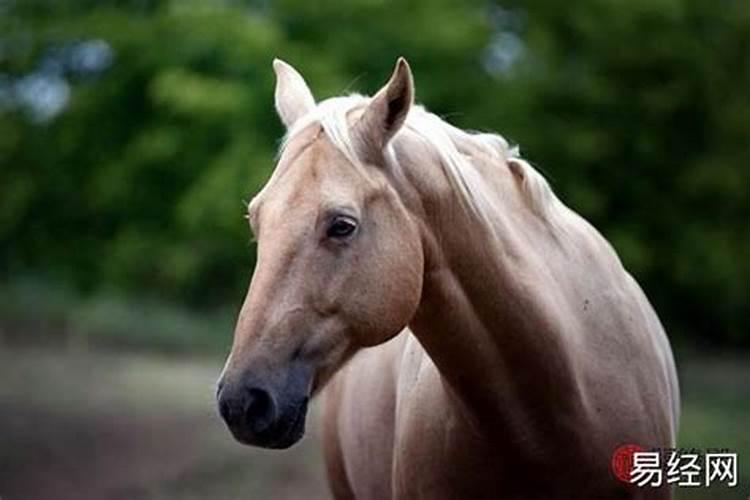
[[354, 57, 414, 163], [273, 59, 315, 129]]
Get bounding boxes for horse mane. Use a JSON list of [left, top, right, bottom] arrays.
[[281, 94, 564, 225]]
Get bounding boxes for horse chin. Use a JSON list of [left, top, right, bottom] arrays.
[[310, 347, 359, 397]]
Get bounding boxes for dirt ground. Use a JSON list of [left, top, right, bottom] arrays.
[[0, 346, 329, 500]]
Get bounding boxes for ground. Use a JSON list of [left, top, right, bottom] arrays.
[[0, 346, 328, 500], [0, 345, 746, 499]]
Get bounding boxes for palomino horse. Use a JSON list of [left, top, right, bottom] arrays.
[[217, 58, 680, 499]]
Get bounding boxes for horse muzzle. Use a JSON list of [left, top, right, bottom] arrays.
[[216, 362, 312, 449]]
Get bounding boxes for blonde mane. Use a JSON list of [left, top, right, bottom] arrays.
[[281, 94, 564, 225]]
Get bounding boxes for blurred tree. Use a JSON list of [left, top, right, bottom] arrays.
[[482, 0, 750, 344], [0, 0, 288, 305], [0, 0, 747, 344]]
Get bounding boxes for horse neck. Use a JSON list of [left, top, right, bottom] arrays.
[[391, 131, 585, 440]]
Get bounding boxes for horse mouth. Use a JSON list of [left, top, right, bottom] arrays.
[[264, 398, 309, 449], [230, 397, 309, 450]]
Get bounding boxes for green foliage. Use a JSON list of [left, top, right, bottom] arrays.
[[491, 0, 750, 344], [0, 0, 748, 345]]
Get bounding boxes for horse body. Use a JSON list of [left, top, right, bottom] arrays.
[[217, 58, 679, 500], [322, 119, 679, 499]]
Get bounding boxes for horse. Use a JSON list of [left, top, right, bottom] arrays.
[[216, 57, 680, 499]]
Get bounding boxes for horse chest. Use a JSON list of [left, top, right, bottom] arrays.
[[390, 344, 503, 499]]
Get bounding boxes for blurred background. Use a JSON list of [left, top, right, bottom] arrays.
[[0, 0, 747, 498]]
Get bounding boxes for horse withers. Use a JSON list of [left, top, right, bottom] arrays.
[[216, 58, 680, 499]]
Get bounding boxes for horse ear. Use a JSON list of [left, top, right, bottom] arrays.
[[354, 57, 414, 161], [273, 58, 315, 129]]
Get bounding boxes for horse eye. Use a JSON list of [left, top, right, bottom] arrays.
[[326, 216, 358, 239]]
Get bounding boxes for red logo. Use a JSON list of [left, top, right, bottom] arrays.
[[611, 444, 645, 483]]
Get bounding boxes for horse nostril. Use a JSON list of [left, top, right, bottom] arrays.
[[244, 387, 276, 435]]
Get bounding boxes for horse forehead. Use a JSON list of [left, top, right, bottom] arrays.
[[277, 123, 342, 170], [275, 133, 363, 194], [257, 144, 350, 223]]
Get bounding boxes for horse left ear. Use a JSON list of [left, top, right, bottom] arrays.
[[354, 57, 414, 161], [273, 58, 316, 129]]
